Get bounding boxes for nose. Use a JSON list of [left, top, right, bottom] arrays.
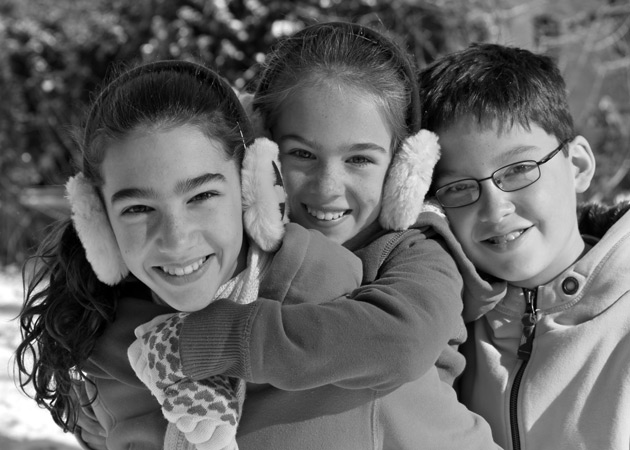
[[156, 210, 193, 252], [477, 181, 515, 223], [314, 162, 343, 197]]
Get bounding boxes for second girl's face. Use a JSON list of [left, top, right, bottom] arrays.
[[272, 84, 394, 244], [101, 125, 247, 312]]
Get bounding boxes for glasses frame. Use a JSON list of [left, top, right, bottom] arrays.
[[435, 140, 570, 208]]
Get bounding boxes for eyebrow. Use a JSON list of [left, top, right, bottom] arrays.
[[278, 134, 388, 153], [500, 145, 541, 161], [110, 172, 226, 204], [175, 172, 226, 194]]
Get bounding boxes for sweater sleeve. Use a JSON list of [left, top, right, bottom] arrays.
[[180, 228, 464, 391], [257, 223, 363, 304]]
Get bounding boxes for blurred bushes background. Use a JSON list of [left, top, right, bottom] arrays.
[[1, 0, 630, 266]]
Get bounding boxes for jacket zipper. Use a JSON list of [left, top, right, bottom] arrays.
[[509, 287, 538, 450]]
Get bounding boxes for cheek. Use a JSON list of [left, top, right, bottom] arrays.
[[357, 173, 387, 206], [112, 225, 147, 272], [282, 172, 307, 202], [213, 204, 244, 248], [110, 221, 137, 251], [444, 210, 473, 242]]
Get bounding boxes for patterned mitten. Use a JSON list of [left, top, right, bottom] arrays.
[[128, 314, 241, 449]]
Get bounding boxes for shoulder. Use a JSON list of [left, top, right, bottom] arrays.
[[359, 222, 457, 279]]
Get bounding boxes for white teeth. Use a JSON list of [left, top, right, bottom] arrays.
[[161, 257, 206, 276], [487, 230, 524, 244], [306, 206, 346, 221]]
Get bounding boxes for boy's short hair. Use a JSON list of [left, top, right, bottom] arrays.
[[419, 43, 575, 142]]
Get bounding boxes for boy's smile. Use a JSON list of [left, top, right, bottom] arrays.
[[482, 226, 532, 247], [434, 117, 595, 288]]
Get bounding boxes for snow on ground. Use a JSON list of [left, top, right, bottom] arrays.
[[0, 266, 80, 450]]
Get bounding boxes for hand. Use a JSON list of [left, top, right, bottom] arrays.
[[128, 313, 187, 404], [69, 381, 108, 450], [128, 314, 241, 450]]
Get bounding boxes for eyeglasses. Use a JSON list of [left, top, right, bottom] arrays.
[[435, 140, 569, 208]]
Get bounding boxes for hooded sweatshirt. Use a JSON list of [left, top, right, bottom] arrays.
[[458, 203, 630, 450]]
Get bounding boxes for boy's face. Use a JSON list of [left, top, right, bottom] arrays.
[[433, 117, 595, 288], [101, 125, 247, 311]]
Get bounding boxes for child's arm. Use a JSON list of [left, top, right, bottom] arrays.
[[257, 222, 363, 304], [133, 220, 463, 392], [245, 227, 462, 390], [128, 316, 240, 450], [126, 222, 362, 449]]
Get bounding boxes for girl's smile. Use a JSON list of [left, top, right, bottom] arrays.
[[305, 205, 350, 222], [155, 255, 210, 277]]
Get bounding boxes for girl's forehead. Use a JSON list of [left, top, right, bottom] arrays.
[[274, 84, 393, 149], [101, 125, 239, 191]]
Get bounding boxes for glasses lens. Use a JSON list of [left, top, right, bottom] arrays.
[[436, 180, 480, 207], [494, 162, 540, 191]]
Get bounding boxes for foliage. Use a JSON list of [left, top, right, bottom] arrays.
[[1, 0, 630, 266], [0, 0, 470, 266]]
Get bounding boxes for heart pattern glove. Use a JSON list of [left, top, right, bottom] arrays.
[[128, 313, 240, 450]]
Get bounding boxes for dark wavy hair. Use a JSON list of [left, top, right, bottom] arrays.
[[14, 60, 252, 431]]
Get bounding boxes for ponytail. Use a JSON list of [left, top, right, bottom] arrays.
[[15, 218, 118, 431]]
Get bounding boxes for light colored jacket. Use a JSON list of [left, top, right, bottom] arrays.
[[460, 208, 630, 450]]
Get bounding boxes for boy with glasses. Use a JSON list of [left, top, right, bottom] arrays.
[[420, 42, 630, 450]]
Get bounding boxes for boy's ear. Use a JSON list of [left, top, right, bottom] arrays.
[[569, 135, 596, 194]]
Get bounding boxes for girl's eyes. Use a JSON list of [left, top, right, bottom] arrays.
[[287, 150, 372, 165], [119, 191, 218, 215], [189, 191, 219, 203], [121, 204, 153, 215], [347, 155, 372, 165], [289, 149, 314, 159]]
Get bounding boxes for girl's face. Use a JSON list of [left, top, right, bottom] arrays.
[[100, 125, 247, 312], [272, 84, 394, 244]]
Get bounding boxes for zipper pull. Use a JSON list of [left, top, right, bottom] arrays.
[[517, 288, 538, 361]]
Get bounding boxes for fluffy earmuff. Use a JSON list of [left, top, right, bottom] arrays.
[[379, 129, 442, 230], [241, 137, 289, 252], [65, 173, 129, 285]]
